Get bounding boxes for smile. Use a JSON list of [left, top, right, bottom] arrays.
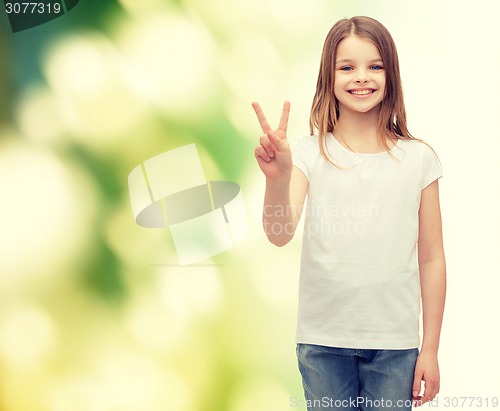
[[348, 89, 376, 95]]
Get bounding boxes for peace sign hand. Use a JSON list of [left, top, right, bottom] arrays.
[[252, 101, 292, 181]]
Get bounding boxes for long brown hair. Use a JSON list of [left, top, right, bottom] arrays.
[[310, 16, 419, 163]]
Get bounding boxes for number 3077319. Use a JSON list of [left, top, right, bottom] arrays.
[[5, 2, 62, 14]]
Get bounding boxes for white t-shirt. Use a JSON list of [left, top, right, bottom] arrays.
[[292, 133, 443, 349]]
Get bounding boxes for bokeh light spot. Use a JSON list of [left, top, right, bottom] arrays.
[[0, 303, 58, 368], [117, 13, 215, 117]]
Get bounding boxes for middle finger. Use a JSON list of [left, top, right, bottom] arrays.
[[252, 102, 272, 133]]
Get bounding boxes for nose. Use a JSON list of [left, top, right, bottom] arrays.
[[355, 69, 369, 83]]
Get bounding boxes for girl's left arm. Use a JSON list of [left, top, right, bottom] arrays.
[[413, 179, 446, 406]]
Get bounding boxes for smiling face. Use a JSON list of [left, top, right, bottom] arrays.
[[333, 35, 386, 115]]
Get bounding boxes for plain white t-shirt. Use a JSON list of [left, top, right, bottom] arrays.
[[292, 133, 443, 349]]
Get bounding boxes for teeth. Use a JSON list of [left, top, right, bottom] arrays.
[[350, 89, 374, 95]]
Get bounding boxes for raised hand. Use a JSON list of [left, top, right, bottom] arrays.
[[252, 101, 292, 180]]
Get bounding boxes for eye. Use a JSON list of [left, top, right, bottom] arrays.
[[370, 65, 384, 70], [339, 66, 353, 71]]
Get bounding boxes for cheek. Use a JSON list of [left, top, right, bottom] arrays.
[[333, 77, 347, 95], [379, 75, 386, 89], [333, 82, 342, 99]]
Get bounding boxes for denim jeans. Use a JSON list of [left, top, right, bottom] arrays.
[[296, 343, 419, 411]]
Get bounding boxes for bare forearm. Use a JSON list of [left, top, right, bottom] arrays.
[[263, 176, 296, 246], [419, 256, 446, 354]]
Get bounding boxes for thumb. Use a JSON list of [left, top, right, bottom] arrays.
[[413, 373, 422, 397], [267, 130, 286, 152]]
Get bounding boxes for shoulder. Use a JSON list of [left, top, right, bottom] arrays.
[[292, 134, 321, 159], [398, 138, 443, 189], [292, 135, 322, 180], [293, 134, 320, 149], [397, 137, 441, 159], [397, 136, 437, 148]]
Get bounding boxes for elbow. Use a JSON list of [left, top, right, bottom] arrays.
[[264, 221, 296, 247], [418, 251, 446, 267], [264, 226, 295, 246], [268, 234, 293, 247]]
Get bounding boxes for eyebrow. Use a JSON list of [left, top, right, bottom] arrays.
[[335, 58, 383, 64]]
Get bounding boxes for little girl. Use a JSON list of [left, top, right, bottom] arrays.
[[252, 16, 446, 411]]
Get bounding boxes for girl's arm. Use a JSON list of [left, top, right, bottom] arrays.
[[263, 167, 308, 246], [413, 179, 446, 406], [252, 101, 309, 246]]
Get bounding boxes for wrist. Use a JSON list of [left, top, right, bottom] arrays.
[[419, 344, 439, 356], [266, 174, 291, 189]]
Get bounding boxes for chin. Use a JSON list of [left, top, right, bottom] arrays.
[[347, 105, 379, 114]]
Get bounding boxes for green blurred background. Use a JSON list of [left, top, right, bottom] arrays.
[[1, 0, 499, 410]]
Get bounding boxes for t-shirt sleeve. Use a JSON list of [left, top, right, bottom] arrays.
[[292, 136, 315, 181], [421, 143, 443, 190]]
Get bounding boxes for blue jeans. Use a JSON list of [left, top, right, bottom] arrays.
[[296, 343, 419, 411]]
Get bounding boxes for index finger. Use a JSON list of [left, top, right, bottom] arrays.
[[252, 102, 272, 133], [421, 382, 435, 404], [278, 101, 290, 133]]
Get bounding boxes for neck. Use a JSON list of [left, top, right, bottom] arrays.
[[335, 106, 380, 143]]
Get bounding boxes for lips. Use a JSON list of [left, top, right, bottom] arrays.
[[348, 88, 376, 95]]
